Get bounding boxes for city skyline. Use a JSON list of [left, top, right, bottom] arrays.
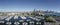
[[0, 0, 60, 12]]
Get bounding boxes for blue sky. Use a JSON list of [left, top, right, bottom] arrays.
[[0, 0, 60, 12]]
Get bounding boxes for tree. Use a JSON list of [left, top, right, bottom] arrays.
[[46, 17, 56, 23]]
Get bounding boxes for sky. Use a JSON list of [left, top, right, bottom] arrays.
[[0, 0, 60, 12]]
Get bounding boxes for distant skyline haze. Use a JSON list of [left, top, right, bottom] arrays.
[[0, 0, 60, 12]]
